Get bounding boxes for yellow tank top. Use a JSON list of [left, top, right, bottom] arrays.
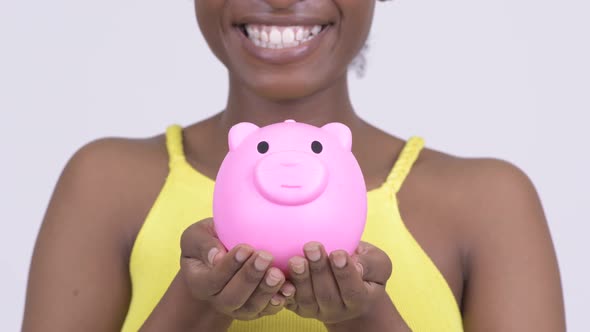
[[121, 125, 463, 332]]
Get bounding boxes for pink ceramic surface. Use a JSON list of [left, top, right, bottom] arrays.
[[213, 120, 367, 272]]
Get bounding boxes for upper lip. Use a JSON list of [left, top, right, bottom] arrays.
[[233, 14, 333, 27]]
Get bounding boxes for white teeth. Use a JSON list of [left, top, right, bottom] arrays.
[[311, 25, 322, 35], [244, 24, 326, 49], [269, 28, 282, 44], [295, 28, 304, 41], [282, 28, 295, 44]]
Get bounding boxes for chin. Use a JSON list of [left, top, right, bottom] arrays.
[[244, 75, 328, 102]]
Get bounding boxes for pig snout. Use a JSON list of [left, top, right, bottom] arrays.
[[254, 151, 328, 206]]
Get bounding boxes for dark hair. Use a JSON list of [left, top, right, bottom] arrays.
[[352, 0, 392, 78]]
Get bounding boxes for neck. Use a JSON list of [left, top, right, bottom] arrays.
[[184, 72, 398, 189], [217, 73, 363, 131]]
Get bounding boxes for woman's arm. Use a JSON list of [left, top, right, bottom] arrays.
[[22, 137, 294, 331], [460, 160, 566, 331], [22, 140, 139, 331]]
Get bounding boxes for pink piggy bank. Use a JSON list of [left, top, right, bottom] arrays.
[[213, 120, 367, 272]]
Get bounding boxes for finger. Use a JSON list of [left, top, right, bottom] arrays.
[[180, 244, 253, 299], [205, 245, 255, 296], [354, 243, 392, 285], [235, 267, 285, 318], [180, 218, 227, 267], [288, 256, 318, 317], [215, 251, 273, 311], [259, 294, 286, 317], [280, 281, 296, 299], [329, 250, 368, 310], [280, 281, 297, 311], [304, 242, 344, 312]]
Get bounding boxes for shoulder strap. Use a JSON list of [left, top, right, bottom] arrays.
[[165, 125, 187, 168], [384, 137, 425, 194]]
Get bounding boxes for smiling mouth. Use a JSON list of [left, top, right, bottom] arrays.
[[236, 24, 330, 50]]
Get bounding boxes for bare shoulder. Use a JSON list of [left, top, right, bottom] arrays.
[[62, 134, 170, 247], [68, 134, 168, 178], [23, 133, 170, 331], [404, 147, 565, 330], [404, 146, 551, 258], [410, 148, 546, 237]]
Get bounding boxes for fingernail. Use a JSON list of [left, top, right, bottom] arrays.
[[270, 296, 281, 306], [332, 252, 347, 269], [266, 269, 282, 287], [304, 243, 321, 262], [281, 285, 295, 297], [254, 252, 272, 271], [208, 248, 220, 265], [290, 257, 305, 274], [235, 247, 251, 263]]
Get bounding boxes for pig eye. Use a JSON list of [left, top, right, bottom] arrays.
[[257, 141, 269, 154], [311, 141, 323, 154]]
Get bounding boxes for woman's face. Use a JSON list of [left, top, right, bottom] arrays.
[[195, 0, 377, 101]]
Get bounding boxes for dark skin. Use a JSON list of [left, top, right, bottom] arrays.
[[22, 0, 566, 331]]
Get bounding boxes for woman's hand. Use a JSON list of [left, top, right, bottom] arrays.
[[179, 218, 292, 321], [284, 241, 408, 330]]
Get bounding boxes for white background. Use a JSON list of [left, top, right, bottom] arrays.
[[1, 0, 588, 330]]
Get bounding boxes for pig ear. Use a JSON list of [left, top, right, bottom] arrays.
[[322, 122, 352, 151], [228, 122, 259, 151]]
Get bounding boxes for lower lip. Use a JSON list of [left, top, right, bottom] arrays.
[[234, 26, 332, 66]]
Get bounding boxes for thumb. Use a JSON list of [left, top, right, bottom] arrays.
[[353, 242, 392, 285], [180, 218, 227, 268]]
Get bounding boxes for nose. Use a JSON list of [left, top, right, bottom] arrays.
[[254, 151, 328, 206], [264, 0, 302, 10]]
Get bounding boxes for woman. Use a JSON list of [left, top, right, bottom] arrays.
[[22, 0, 566, 331]]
